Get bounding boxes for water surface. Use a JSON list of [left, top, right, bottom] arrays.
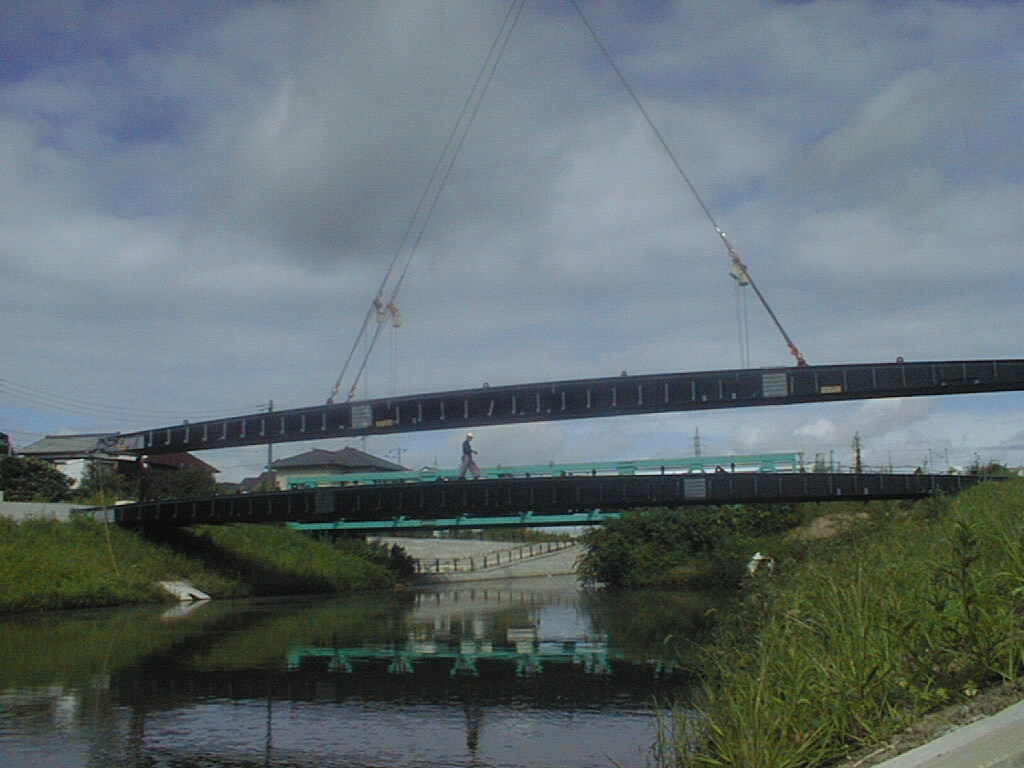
[[0, 576, 717, 767]]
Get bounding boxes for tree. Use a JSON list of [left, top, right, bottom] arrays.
[[0, 456, 74, 502], [148, 466, 219, 500], [250, 472, 277, 493], [578, 504, 804, 589], [75, 461, 135, 505], [967, 459, 1013, 477]]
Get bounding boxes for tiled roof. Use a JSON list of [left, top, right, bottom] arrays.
[[239, 472, 273, 493], [271, 446, 405, 472], [17, 435, 218, 473], [147, 452, 219, 473], [17, 434, 119, 457]]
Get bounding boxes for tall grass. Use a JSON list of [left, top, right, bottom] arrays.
[[662, 479, 1024, 768], [0, 517, 225, 612], [191, 523, 395, 594], [0, 517, 396, 613]]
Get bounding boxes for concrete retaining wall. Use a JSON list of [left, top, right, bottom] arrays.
[[0, 502, 86, 522]]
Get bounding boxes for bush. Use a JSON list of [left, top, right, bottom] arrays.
[[74, 461, 135, 504], [663, 479, 1024, 768], [0, 456, 73, 502], [578, 504, 803, 588], [148, 465, 223, 499]]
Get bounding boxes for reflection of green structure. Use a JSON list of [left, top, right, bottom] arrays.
[[387, 652, 415, 675], [574, 642, 612, 675], [327, 651, 352, 674], [451, 645, 479, 677], [286, 635, 627, 679]]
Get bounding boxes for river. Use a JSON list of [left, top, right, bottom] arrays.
[[0, 575, 722, 767]]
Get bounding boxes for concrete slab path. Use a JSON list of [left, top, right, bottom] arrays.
[[374, 537, 580, 583], [872, 700, 1024, 768]]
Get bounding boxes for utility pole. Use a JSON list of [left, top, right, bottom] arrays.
[[852, 432, 863, 474], [266, 399, 274, 487]]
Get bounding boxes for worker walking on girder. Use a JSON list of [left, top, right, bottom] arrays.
[[458, 432, 480, 479]]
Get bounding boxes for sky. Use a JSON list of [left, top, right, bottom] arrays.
[[2, 0, 1022, 482]]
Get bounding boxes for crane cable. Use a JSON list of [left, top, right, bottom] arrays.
[[735, 278, 751, 369], [327, 0, 528, 403], [569, 0, 807, 366]]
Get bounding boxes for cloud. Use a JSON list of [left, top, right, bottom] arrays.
[[2, 0, 1022, 479], [795, 418, 838, 441], [854, 398, 933, 440]]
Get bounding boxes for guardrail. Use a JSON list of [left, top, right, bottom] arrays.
[[413, 540, 576, 574]]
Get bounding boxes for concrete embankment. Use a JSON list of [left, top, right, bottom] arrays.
[[0, 501, 84, 521], [374, 537, 581, 583], [871, 699, 1024, 768]]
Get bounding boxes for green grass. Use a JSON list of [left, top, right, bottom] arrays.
[[0, 517, 396, 613], [660, 479, 1024, 768], [188, 523, 395, 594]]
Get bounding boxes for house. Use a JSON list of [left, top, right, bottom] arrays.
[[269, 446, 405, 489], [17, 433, 218, 485]]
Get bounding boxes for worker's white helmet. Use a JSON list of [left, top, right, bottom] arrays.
[[466, 432, 474, 438]]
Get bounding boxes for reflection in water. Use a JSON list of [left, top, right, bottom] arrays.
[[0, 576, 714, 768]]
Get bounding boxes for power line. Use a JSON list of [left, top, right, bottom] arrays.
[[328, 0, 528, 403], [0, 376, 267, 424], [568, 0, 806, 366]]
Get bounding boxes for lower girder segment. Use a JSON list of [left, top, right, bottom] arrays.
[[106, 471, 992, 527]]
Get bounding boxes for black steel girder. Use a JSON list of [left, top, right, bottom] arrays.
[[102, 358, 1024, 455], [105, 360, 1024, 456], [106, 471, 989, 527]]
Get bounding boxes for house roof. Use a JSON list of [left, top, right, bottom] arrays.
[[239, 472, 274, 493], [271, 446, 405, 473], [17, 435, 218, 473], [147, 453, 220, 474], [17, 433, 120, 458]]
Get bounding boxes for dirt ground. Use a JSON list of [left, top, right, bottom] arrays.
[[830, 671, 1024, 767]]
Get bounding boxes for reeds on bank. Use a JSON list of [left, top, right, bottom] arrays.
[[662, 478, 1024, 768]]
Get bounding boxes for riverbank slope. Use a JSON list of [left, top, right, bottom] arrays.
[[664, 478, 1024, 768], [0, 517, 399, 613]]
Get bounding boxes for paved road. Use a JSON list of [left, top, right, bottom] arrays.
[[873, 700, 1024, 768]]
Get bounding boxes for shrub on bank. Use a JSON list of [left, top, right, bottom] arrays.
[[662, 479, 1024, 768], [578, 504, 805, 589], [0, 517, 397, 613]]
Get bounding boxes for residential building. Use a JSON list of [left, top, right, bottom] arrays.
[[269, 446, 405, 489], [17, 433, 218, 485]]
